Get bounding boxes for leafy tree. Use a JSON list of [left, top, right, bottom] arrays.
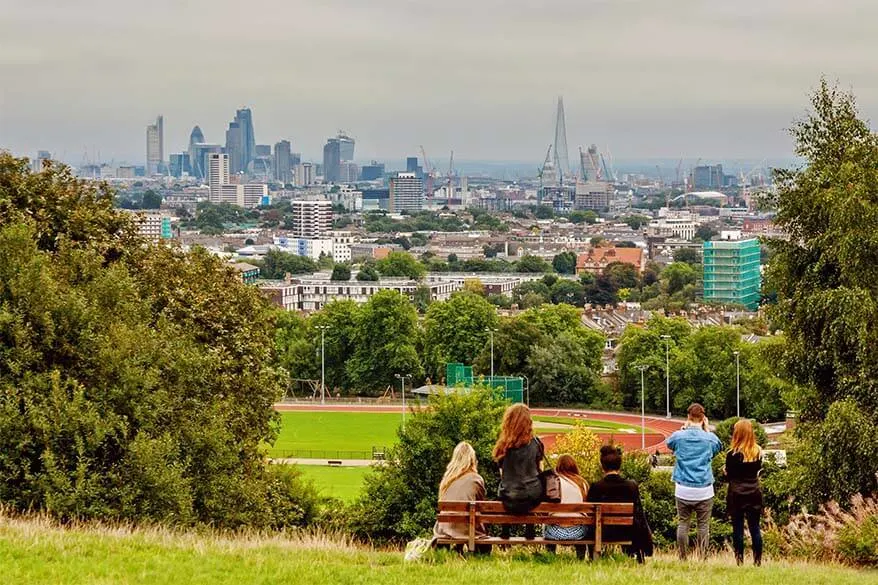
[[142, 189, 162, 209], [462, 278, 486, 296], [549, 424, 603, 482], [569, 210, 598, 224], [311, 300, 360, 393], [622, 215, 651, 230], [512, 281, 551, 306], [533, 204, 555, 219], [764, 81, 878, 503], [590, 236, 605, 247], [0, 154, 314, 528], [317, 252, 334, 270], [515, 254, 553, 273], [356, 264, 380, 281], [347, 290, 423, 393], [552, 251, 578, 274], [661, 262, 698, 295], [376, 251, 426, 280], [519, 291, 547, 309], [585, 273, 618, 306], [412, 284, 432, 313], [423, 292, 498, 380], [258, 249, 317, 279], [605, 261, 640, 290], [447, 253, 459, 263], [550, 279, 586, 306], [673, 247, 701, 265], [696, 224, 719, 242], [330, 263, 351, 281], [349, 390, 505, 543]]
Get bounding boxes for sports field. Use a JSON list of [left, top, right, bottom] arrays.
[[296, 465, 370, 502], [270, 411, 401, 457]]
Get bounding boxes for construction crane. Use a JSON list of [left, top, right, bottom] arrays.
[[446, 150, 455, 200], [419, 145, 435, 197], [538, 144, 553, 187], [675, 158, 683, 187]]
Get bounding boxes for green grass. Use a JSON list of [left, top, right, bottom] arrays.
[[297, 465, 370, 502], [270, 412, 402, 457], [0, 517, 874, 585], [533, 416, 648, 434]]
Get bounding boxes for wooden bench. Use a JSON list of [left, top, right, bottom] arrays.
[[436, 501, 634, 556]]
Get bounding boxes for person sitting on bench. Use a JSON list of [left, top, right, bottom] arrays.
[[544, 454, 590, 559], [433, 442, 490, 554], [493, 403, 543, 539], [586, 445, 653, 562]]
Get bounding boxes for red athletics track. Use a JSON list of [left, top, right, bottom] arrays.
[[274, 403, 684, 453]]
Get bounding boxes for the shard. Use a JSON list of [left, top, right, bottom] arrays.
[[553, 96, 571, 182]]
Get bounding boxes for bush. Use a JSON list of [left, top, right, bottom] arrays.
[[347, 390, 506, 543], [548, 423, 602, 483], [765, 494, 878, 567], [713, 417, 768, 449], [640, 470, 676, 547]]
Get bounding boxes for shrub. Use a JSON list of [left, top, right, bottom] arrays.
[[640, 470, 676, 547], [765, 493, 878, 567], [548, 423, 602, 483], [713, 417, 768, 449]]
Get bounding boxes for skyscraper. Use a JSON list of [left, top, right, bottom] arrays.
[[290, 200, 333, 237], [225, 122, 243, 174], [188, 125, 206, 178], [322, 132, 355, 184], [208, 153, 229, 198], [389, 172, 424, 213], [553, 97, 570, 182], [146, 115, 164, 175], [273, 140, 292, 184]]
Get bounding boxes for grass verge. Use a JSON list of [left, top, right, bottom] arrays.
[[0, 516, 874, 585]]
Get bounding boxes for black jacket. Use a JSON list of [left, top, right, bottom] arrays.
[[587, 473, 653, 557], [497, 437, 544, 514]]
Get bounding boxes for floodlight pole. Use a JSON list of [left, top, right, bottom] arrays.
[[316, 325, 331, 404], [734, 350, 741, 418], [485, 327, 497, 379], [661, 335, 671, 418], [636, 365, 649, 450]]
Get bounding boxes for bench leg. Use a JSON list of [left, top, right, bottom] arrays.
[[575, 545, 587, 561], [546, 544, 557, 555]]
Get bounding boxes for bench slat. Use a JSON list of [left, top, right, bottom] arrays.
[[435, 537, 633, 546], [454, 502, 633, 515]]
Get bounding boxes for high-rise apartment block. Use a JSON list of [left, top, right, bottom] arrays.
[[289, 200, 333, 238], [146, 115, 164, 175], [208, 153, 229, 195], [702, 236, 761, 310], [389, 172, 424, 213], [274, 140, 293, 184], [296, 162, 314, 186], [322, 132, 355, 183], [207, 152, 266, 208]]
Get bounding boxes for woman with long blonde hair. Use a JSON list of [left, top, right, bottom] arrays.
[[494, 404, 543, 539], [433, 442, 489, 550], [726, 419, 764, 566]]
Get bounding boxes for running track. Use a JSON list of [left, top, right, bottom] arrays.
[[275, 403, 684, 453]]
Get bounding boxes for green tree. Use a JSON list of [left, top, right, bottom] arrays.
[[412, 284, 432, 313], [511, 281, 551, 306], [142, 189, 162, 209], [349, 390, 505, 543], [585, 273, 618, 306], [533, 205, 554, 219], [423, 292, 498, 380], [552, 251, 578, 274], [622, 215, 651, 230], [376, 251, 426, 280], [696, 224, 719, 242], [569, 210, 598, 224], [515, 254, 553, 273], [330, 263, 351, 281], [347, 290, 423, 393], [311, 300, 360, 393], [673, 247, 701, 265], [605, 261, 640, 290], [662, 262, 698, 295], [259, 249, 317, 279], [550, 279, 586, 306], [0, 154, 314, 528], [764, 81, 878, 503], [356, 264, 380, 281]]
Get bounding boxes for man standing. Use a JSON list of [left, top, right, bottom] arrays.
[[665, 403, 722, 559]]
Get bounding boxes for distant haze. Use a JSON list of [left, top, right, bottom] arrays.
[[1, 0, 877, 165]]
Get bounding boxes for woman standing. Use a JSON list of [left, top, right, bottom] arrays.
[[726, 419, 764, 566], [544, 455, 589, 559], [493, 403, 543, 538], [434, 442, 490, 553]]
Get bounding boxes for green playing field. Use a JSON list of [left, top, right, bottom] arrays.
[[270, 411, 402, 458]]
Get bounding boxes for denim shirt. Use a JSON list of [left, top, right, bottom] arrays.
[[666, 427, 723, 488]]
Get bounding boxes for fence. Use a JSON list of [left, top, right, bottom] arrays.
[[271, 446, 389, 460]]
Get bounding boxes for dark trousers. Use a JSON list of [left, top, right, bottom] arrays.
[[546, 543, 587, 560], [500, 524, 536, 539], [731, 508, 763, 564]]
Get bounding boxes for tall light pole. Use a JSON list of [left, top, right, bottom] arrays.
[[636, 364, 649, 450], [733, 350, 741, 418], [522, 375, 529, 407], [661, 335, 671, 418], [316, 325, 331, 404], [485, 327, 497, 379], [395, 373, 412, 430]]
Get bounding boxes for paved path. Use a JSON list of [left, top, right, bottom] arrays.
[[275, 403, 685, 453]]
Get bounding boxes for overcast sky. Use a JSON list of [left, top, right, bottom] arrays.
[[1, 0, 877, 165]]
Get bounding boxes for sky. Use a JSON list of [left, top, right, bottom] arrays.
[[1, 0, 877, 166]]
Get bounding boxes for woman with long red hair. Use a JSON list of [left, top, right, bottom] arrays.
[[726, 419, 764, 566], [494, 403, 543, 538]]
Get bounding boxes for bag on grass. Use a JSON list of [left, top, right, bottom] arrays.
[[404, 537, 432, 562]]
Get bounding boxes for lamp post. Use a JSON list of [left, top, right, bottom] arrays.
[[636, 365, 649, 450], [660, 335, 671, 418], [395, 373, 412, 430], [522, 375, 530, 407], [485, 327, 497, 379], [733, 350, 741, 418], [315, 325, 331, 404]]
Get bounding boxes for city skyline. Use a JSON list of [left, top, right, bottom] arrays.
[[2, 1, 878, 164]]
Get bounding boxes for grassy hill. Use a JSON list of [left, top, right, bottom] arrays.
[[0, 515, 875, 585]]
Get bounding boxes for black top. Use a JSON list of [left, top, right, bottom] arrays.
[[725, 451, 763, 514], [498, 437, 544, 513], [587, 473, 652, 556]]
